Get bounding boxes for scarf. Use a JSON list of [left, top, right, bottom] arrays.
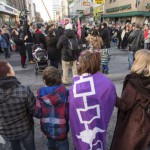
[[0, 76, 20, 89], [123, 73, 150, 99]]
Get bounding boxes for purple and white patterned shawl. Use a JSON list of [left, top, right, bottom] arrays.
[[69, 72, 116, 150]]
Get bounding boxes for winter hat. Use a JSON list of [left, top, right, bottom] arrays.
[[65, 23, 73, 30]]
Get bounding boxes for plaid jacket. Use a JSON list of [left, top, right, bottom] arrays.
[[0, 84, 35, 138], [34, 85, 69, 140]]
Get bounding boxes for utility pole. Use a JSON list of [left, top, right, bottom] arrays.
[[41, 0, 52, 21], [23, 0, 27, 10], [90, 0, 94, 21], [67, 0, 70, 18]]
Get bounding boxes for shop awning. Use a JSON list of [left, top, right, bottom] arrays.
[[103, 11, 150, 18], [72, 15, 78, 20]]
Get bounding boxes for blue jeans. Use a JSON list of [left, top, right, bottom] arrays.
[[144, 43, 148, 49], [3, 48, 9, 58], [128, 51, 134, 70], [102, 65, 109, 72], [47, 137, 69, 150], [26, 43, 33, 61], [4, 128, 35, 150], [113, 38, 118, 48], [51, 59, 59, 69]]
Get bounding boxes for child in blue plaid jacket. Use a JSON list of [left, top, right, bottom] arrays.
[[34, 66, 69, 150]]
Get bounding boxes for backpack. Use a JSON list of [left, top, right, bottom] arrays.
[[67, 38, 81, 57], [68, 38, 79, 51]]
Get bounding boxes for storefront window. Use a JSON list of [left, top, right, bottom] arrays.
[[2, 14, 10, 24], [10, 16, 16, 26]]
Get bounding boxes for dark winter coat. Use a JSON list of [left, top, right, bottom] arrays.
[[122, 31, 130, 49], [127, 29, 144, 53], [46, 35, 59, 60], [101, 27, 110, 48], [0, 76, 35, 139], [24, 25, 33, 43], [57, 29, 78, 61], [110, 73, 150, 150], [13, 35, 26, 56], [33, 30, 46, 49], [55, 27, 64, 40], [80, 28, 88, 44], [4, 33, 10, 45]]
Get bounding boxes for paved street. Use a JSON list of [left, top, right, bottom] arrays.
[[0, 48, 129, 150]]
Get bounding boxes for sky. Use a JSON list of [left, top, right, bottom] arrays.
[[33, 0, 53, 21]]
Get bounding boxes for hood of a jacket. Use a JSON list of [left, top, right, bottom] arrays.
[[0, 76, 20, 89], [124, 73, 150, 99], [0, 76, 20, 103], [64, 29, 75, 39], [39, 85, 68, 106]]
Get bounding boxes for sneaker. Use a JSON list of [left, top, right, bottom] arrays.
[[29, 60, 35, 64], [105, 71, 108, 74], [5, 56, 10, 59], [22, 64, 28, 68]]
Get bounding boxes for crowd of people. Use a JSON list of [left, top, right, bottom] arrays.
[[0, 21, 149, 72], [0, 19, 150, 150]]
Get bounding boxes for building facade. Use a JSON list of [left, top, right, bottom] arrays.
[[0, 0, 25, 11], [50, 0, 61, 21], [104, 0, 150, 24], [0, 0, 21, 26], [26, 0, 36, 20], [61, 0, 69, 18], [69, 0, 103, 22], [0, 0, 35, 26]]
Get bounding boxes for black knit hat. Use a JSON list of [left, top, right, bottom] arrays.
[[102, 23, 107, 28]]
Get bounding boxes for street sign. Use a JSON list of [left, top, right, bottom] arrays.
[[94, 0, 104, 4], [83, 2, 91, 6]]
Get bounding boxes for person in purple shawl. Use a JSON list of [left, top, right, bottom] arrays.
[[69, 51, 116, 150]]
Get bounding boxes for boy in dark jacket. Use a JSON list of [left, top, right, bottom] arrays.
[[0, 61, 36, 150], [34, 66, 69, 150]]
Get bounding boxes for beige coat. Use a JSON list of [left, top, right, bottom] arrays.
[[86, 35, 103, 49]]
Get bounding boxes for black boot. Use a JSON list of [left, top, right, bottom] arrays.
[[22, 64, 28, 68], [105, 70, 108, 74]]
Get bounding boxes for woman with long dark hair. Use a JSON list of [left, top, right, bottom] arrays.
[[86, 30, 103, 50], [46, 30, 59, 68], [11, 29, 27, 68]]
